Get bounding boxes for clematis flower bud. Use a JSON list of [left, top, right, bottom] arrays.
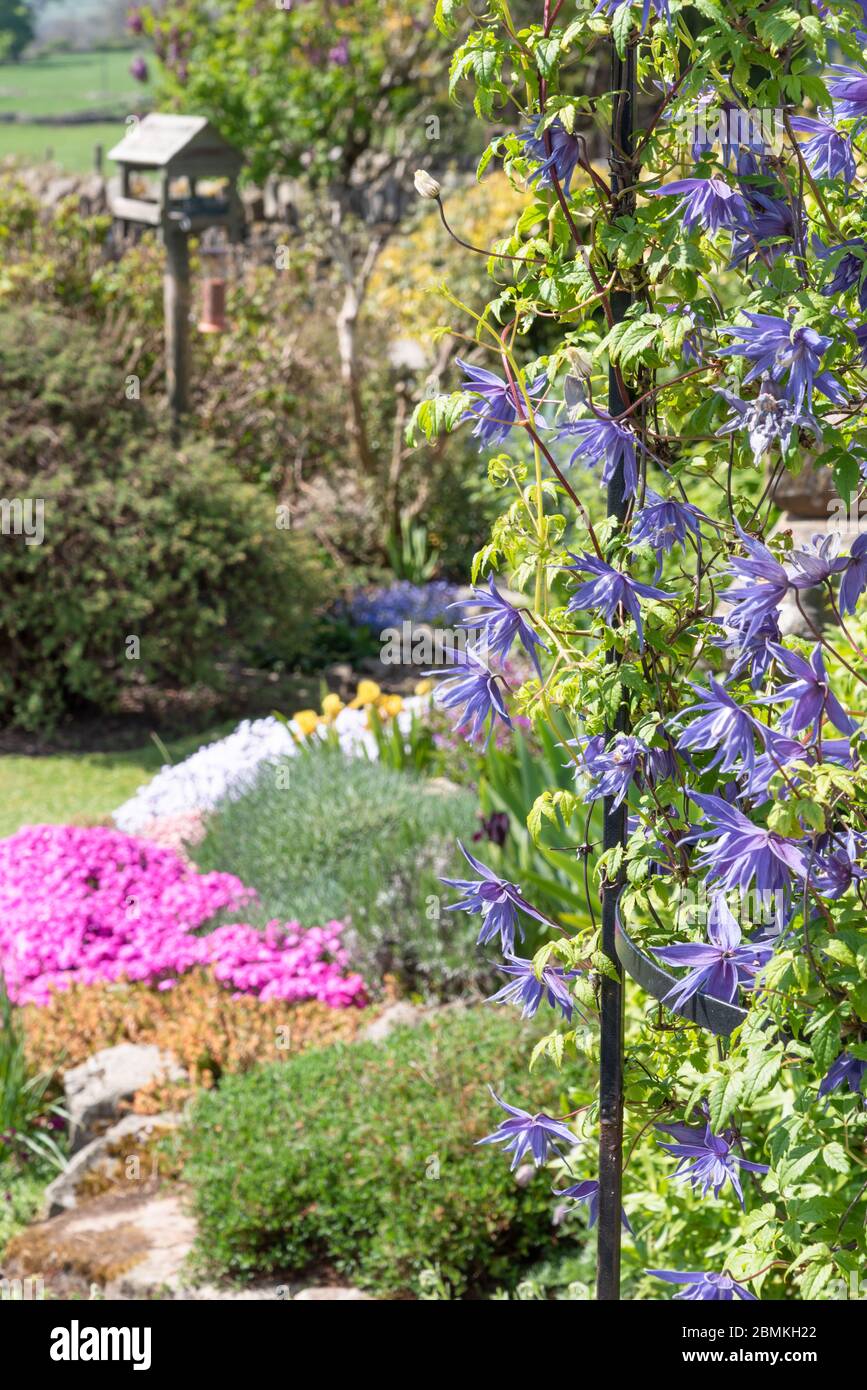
[[413, 169, 441, 200]]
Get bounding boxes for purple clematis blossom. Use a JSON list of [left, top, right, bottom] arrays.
[[813, 236, 867, 310], [629, 489, 705, 566], [593, 0, 671, 35], [457, 359, 547, 449], [654, 893, 774, 1007], [675, 678, 768, 776], [730, 187, 795, 270], [716, 378, 820, 463], [573, 732, 670, 809], [717, 609, 781, 689], [477, 1088, 579, 1169], [647, 177, 749, 236], [556, 410, 642, 497], [488, 953, 581, 1022], [827, 64, 867, 123], [680, 792, 807, 898], [718, 312, 846, 412], [647, 1269, 758, 1301], [760, 642, 855, 738], [741, 730, 853, 801], [564, 553, 673, 651], [426, 647, 511, 746], [840, 533, 867, 615], [811, 830, 867, 899], [452, 577, 547, 678], [789, 114, 856, 182], [788, 531, 849, 587], [516, 117, 582, 197], [554, 1179, 633, 1232], [656, 1119, 768, 1206], [719, 530, 793, 640], [819, 1050, 867, 1100], [442, 842, 552, 953]]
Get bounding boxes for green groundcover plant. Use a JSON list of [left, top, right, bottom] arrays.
[[183, 1008, 573, 1297], [405, 0, 867, 1300]]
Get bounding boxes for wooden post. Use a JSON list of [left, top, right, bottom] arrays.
[[163, 221, 190, 427]]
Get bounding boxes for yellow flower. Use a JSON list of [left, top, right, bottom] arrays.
[[292, 709, 320, 737], [321, 693, 344, 720], [378, 694, 404, 719], [350, 679, 381, 708], [414, 678, 434, 696]]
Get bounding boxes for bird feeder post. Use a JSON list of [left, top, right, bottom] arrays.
[[164, 217, 191, 427], [596, 33, 637, 1304]]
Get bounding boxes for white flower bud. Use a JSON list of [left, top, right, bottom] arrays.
[[414, 169, 441, 200]]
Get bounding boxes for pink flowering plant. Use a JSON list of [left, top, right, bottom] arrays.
[[0, 826, 365, 1010], [414, 0, 867, 1299]]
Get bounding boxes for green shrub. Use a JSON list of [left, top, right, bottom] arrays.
[[183, 1008, 574, 1296], [0, 307, 332, 729], [193, 745, 495, 998]]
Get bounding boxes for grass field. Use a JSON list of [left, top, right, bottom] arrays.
[[0, 724, 235, 839], [0, 49, 145, 172], [0, 50, 140, 117], [0, 120, 126, 170]]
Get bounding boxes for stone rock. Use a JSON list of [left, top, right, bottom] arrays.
[[64, 1045, 186, 1153], [362, 1001, 424, 1043], [5, 1189, 197, 1298], [294, 1286, 375, 1301], [43, 1112, 182, 1218]]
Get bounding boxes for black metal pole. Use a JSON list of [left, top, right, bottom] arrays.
[[596, 35, 636, 1304]]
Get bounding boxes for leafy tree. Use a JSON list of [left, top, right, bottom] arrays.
[[0, 0, 34, 60]]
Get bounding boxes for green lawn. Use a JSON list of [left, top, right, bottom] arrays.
[[0, 120, 127, 172], [0, 50, 140, 117], [0, 724, 235, 839]]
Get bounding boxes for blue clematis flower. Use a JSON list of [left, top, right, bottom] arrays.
[[716, 609, 782, 689], [442, 842, 552, 953], [716, 377, 821, 463], [426, 647, 512, 746], [487, 953, 581, 1022], [718, 312, 847, 412], [788, 531, 850, 587], [840, 533, 867, 615], [457, 359, 547, 449], [740, 730, 853, 801], [451, 577, 547, 678], [654, 892, 775, 1006], [564, 553, 673, 651], [629, 489, 705, 567], [729, 188, 795, 270], [827, 64, 867, 123], [592, 0, 671, 35], [647, 1268, 758, 1301], [758, 642, 856, 738], [572, 731, 674, 809], [813, 236, 867, 310], [675, 678, 769, 776], [647, 176, 749, 236], [811, 831, 867, 900], [819, 1050, 867, 1100], [656, 1119, 768, 1206], [719, 529, 794, 640], [516, 117, 583, 197], [679, 793, 807, 898], [789, 114, 856, 181], [556, 410, 643, 498], [477, 1088, 579, 1170], [554, 1179, 633, 1232]]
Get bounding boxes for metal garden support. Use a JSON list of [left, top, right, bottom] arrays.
[[596, 34, 637, 1303]]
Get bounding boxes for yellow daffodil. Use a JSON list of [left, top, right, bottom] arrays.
[[349, 679, 381, 708], [414, 678, 434, 696], [378, 694, 404, 719], [292, 709, 321, 737], [321, 693, 344, 720]]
